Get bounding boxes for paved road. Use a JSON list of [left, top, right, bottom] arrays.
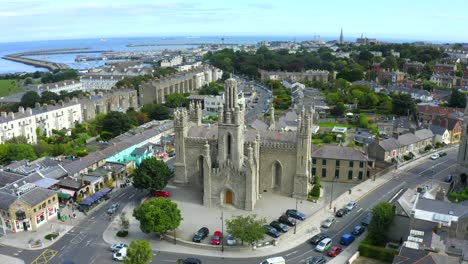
[[1, 149, 457, 264]]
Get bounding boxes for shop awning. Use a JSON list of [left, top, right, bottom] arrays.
[[57, 192, 71, 199], [60, 188, 76, 197]]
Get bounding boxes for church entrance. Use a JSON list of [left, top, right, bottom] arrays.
[[225, 190, 233, 205]]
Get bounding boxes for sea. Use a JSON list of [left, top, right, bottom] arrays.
[[0, 35, 426, 74]]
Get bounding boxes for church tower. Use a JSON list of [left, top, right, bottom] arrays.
[[293, 108, 313, 198], [457, 98, 468, 174], [269, 103, 275, 130], [189, 101, 202, 126], [173, 109, 189, 184], [339, 28, 344, 45], [217, 78, 245, 169]]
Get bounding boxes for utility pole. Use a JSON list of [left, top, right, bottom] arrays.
[[329, 177, 336, 210], [221, 210, 224, 252]]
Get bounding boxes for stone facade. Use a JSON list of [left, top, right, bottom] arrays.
[[457, 98, 468, 176], [79, 89, 138, 121], [139, 66, 222, 105], [259, 69, 329, 83], [173, 78, 313, 211]]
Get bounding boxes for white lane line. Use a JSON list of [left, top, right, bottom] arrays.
[[285, 250, 298, 257], [118, 193, 125, 198], [159, 259, 176, 262], [357, 208, 363, 213], [129, 194, 135, 199]]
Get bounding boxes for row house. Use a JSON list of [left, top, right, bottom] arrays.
[[0, 101, 82, 144], [430, 74, 456, 88], [79, 89, 138, 121], [89, 63, 154, 77], [432, 114, 463, 144], [259, 69, 329, 83], [37, 80, 82, 94], [403, 61, 425, 73], [80, 75, 126, 90], [385, 86, 433, 102], [416, 105, 464, 123], [434, 63, 457, 75], [368, 129, 434, 162]]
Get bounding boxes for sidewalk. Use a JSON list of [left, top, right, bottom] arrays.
[[0, 254, 25, 264]]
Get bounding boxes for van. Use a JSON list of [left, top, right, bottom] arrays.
[[113, 247, 127, 261], [315, 237, 332, 252], [260, 256, 286, 264], [340, 233, 355, 245]]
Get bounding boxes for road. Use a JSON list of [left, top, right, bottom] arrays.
[[238, 78, 273, 124], [2, 148, 453, 264]]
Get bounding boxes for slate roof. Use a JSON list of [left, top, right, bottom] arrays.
[[417, 105, 464, 116], [19, 187, 56, 206], [414, 129, 434, 140], [427, 124, 447, 136], [131, 147, 148, 156], [432, 116, 462, 131], [398, 133, 420, 145], [378, 137, 400, 151], [0, 170, 26, 188], [250, 119, 269, 130], [58, 178, 84, 190], [0, 191, 18, 210], [416, 198, 468, 217], [39, 166, 67, 179], [312, 146, 368, 161], [33, 178, 59, 188]]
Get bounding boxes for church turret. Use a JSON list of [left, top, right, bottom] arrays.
[[189, 101, 202, 126], [269, 103, 275, 130], [202, 141, 212, 207], [457, 97, 468, 172], [245, 143, 256, 210], [293, 107, 313, 198], [217, 78, 245, 169], [173, 109, 189, 184]]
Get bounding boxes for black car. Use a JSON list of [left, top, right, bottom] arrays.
[[264, 225, 282, 238], [279, 215, 296, 226], [361, 212, 372, 226], [352, 225, 365, 236], [176, 258, 202, 264], [192, 227, 209, 243], [270, 221, 289, 233], [438, 152, 447, 157], [307, 256, 327, 264], [335, 208, 347, 217], [286, 209, 306, 220], [309, 233, 329, 245], [445, 174, 453, 183]]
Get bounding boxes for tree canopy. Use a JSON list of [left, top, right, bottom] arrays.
[[198, 82, 224, 95], [367, 202, 395, 245], [226, 214, 266, 245], [133, 197, 182, 235], [448, 89, 467, 108], [123, 240, 153, 264], [140, 103, 170, 120], [41, 69, 78, 83], [20, 91, 41, 108], [101, 111, 134, 139], [164, 93, 189, 108], [132, 158, 172, 192], [390, 93, 415, 116]]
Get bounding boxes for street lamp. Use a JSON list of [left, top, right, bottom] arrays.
[[220, 210, 224, 252], [329, 176, 337, 210], [294, 198, 302, 235]]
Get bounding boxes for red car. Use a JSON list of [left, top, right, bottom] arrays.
[[327, 245, 342, 257], [153, 190, 170, 197], [210, 231, 223, 245]]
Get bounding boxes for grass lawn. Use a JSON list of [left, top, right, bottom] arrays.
[[0, 79, 24, 97], [318, 122, 355, 128]]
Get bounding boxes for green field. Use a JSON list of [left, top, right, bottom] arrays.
[[0, 80, 24, 97], [318, 122, 355, 128]]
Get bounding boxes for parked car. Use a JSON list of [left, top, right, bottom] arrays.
[[192, 227, 209, 243], [264, 225, 282, 238], [361, 212, 372, 226], [438, 152, 447, 157], [260, 256, 286, 264], [110, 242, 127, 252], [226, 234, 237, 246], [210, 231, 223, 245], [309, 233, 329, 245], [285, 209, 306, 220], [430, 153, 440, 160], [168, 151, 176, 157], [344, 201, 357, 211], [107, 203, 120, 215], [445, 174, 453, 183], [270, 221, 289, 233], [278, 215, 296, 226], [321, 217, 336, 228], [153, 190, 170, 197], [113, 247, 127, 261], [327, 245, 342, 257], [315, 237, 332, 252], [335, 208, 347, 217], [306, 256, 327, 264], [340, 233, 355, 246], [177, 258, 202, 264], [352, 225, 365, 236]]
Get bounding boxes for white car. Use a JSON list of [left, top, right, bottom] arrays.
[[321, 217, 336, 228], [430, 154, 440, 160], [110, 243, 127, 252], [315, 237, 332, 252], [344, 201, 357, 211], [226, 234, 237, 246], [113, 247, 127, 261]]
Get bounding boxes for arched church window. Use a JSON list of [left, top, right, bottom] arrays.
[[227, 133, 232, 159], [273, 161, 282, 188]]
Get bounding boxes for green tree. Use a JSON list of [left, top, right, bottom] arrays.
[[132, 158, 172, 192], [391, 93, 415, 116], [381, 56, 398, 70], [23, 77, 33, 85], [406, 66, 418, 77], [123, 239, 153, 264], [0, 144, 9, 164], [313, 175, 321, 187], [164, 93, 188, 108], [20, 91, 41, 108], [140, 103, 170, 120], [367, 202, 395, 245], [8, 144, 37, 161], [198, 82, 224, 95], [226, 215, 266, 245], [448, 89, 467, 108], [133, 197, 182, 236], [358, 114, 369, 128], [40, 91, 60, 104], [102, 111, 134, 139], [336, 66, 364, 82]]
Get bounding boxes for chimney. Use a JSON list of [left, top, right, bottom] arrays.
[[58, 100, 65, 106], [43, 103, 48, 110], [50, 99, 56, 105], [26, 107, 32, 115], [18, 106, 24, 113], [35, 102, 40, 108], [1, 112, 6, 118], [8, 112, 14, 119]]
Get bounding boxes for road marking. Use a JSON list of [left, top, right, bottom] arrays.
[[60, 245, 66, 251], [30, 249, 58, 264], [159, 259, 176, 262], [357, 208, 363, 213], [285, 250, 298, 256], [129, 194, 135, 199], [118, 193, 125, 198]]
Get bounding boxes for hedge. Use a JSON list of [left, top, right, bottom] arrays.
[[359, 241, 397, 262], [45, 233, 59, 240], [116, 230, 128, 237]]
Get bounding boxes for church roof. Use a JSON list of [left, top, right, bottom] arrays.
[[312, 146, 369, 161]]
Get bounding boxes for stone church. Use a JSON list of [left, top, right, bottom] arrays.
[[457, 99, 468, 176], [173, 78, 313, 210]]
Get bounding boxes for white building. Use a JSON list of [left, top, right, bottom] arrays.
[[204, 92, 246, 113], [160, 55, 183, 67], [80, 75, 126, 91], [38, 80, 82, 94], [176, 62, 202, 71], [0, 101, 82, 144]]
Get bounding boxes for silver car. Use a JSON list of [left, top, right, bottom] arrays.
[[226, 234, 237, 246], [321, 217, 336, 228]]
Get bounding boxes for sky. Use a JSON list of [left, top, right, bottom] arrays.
[[1, 0, 468, 43]]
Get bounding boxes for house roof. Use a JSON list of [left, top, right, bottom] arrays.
[[427, 124, 447, 136], [33, 178, 59, 188], [0, 191, 18, 210], [19, 187, 56, 206], [312, 146, 369, 161], [417, 105, 464, 117], [250, 119, 269, 130], [398, 133, 420, 146], [416, 198, 468, 217], [131, 147, 148, 156], [432, 116, 461, 131], [0, 170, 26, 188], [58, 178, 83, 190], [414, 129, 434, 140], [378, 137, 400, 151]]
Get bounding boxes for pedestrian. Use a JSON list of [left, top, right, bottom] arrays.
[[73, 213, 76, 219], [333, 206, 336, 214]]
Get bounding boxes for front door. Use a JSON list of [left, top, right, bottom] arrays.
[[23, 222, 28, 231], [225, 190, 233, 204]]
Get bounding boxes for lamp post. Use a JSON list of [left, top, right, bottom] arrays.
[[220, 210, 224, 252], [329, 177, 336, 210], [294, 198, 301, 235]]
